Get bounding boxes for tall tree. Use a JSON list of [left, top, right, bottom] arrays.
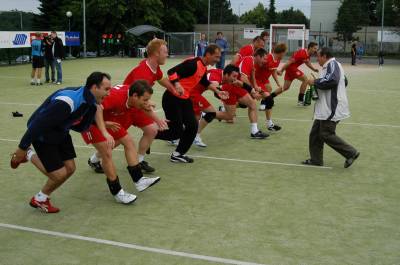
[[376, 0, 400, 26], [33, 0, 64, 30], [335, 0, 369, 50], [240, 2, 267, 27], [0, 10, 35, 31], [277, 7, 309, 28], [265, 0, 277, 27]]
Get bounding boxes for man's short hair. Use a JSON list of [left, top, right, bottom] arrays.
[[254, 48, 267, 57], [308, 42, 318, 49], [129, 80, 153, 97], [260, 31, 269, 39], [217, 32, 223, 35], [85, 72, 111, 89], [318, 47, 333, 59], [223, 64, 239, 75], [204, 44, 221, 55], [146, 38, 167, 56], [273, 43, 287, 54], [253, 36, 263, 43], [51, 31, 57, 34]]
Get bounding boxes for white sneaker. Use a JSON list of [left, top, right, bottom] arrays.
[[167, 139, 179, 146], [135, 176, 161, 192], [114, 189, 137, 204], [297, 101, 305, 106], [259, 104, 266, 111], [194, 136, 207, 147]]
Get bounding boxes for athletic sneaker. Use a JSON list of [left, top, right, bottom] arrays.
[[170, 153, 194, 163], [344, 151, 360, 168], [114, 189, 137, 204], [88, 159, 104, 173], [301, 159, 323, 166], [268, 124, 282, 132], [56, 82, 61, 85], [140, 160, 155, 173], [10, 151, 29, 169], [29, 197, 60, 213], [194, 136, 207, 147], [250, 131, 269, 139], [297, 101, 305, 106], [167, 139, 179, 146], [135, 176, 161, 192]]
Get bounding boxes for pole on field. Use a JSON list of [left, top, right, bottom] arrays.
[[66, 11, 72, 58], [83, 0, 87, 58], [20, 11, 23, 30], [380, 0, 385, 53], [207, 0, 210, 42]]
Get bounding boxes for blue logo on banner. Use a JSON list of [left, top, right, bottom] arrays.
[[65, 32, 81, 46], [12, 34, 28, 45]]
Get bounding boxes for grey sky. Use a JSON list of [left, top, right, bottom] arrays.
[[0, 0, 311, 17]]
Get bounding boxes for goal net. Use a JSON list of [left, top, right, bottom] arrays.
[[166, 32, 201, 56], [269, 24, 308, 53]]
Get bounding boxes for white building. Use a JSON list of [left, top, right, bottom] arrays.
[[310, 0, 341, 32]]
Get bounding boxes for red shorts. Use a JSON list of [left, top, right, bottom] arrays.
[[129, 108, 154, 128], [221, 84, 248, 105], [190, 93, 211, 116], [284, 68, 304, 81], [82, 124, 128, 144]]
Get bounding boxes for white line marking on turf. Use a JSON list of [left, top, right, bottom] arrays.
[[0, 223, 266, 265], [0, 102, 40, 106], [235, 116, 400, 129], [0, 138, 332, 169]]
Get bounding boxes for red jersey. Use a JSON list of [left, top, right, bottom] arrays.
[[101, 85, 137, 129], [255, 53, 280, 84], [238, 56, 254, 78], [288, 48, 310, 70], [123, 59, 163, 87], [235, 44, 254, 66]]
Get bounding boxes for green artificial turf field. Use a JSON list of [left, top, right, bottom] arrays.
[[0, 57, 399, 265]]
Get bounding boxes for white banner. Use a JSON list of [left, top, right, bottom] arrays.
[[377, 31, 400, 43], [244, 28, 264, 39], [0, 31, 65, 49], [287, 29, 305, 40]]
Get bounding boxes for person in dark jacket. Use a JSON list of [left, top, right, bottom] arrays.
[[43, 35, 55, 83], [10, 72, 112, 213], [351, 43, 356, 66], [50, 31, 65, 84]]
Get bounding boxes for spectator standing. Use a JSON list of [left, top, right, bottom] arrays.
[[30, 33, 45, 86], [195, 33, 208, 57], [351, 43, 356, 66], [215, 32, 229, 69], [50, 31, 65, 85], [43, 36, 55, 83]]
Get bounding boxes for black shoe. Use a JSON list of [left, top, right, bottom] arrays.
[[301, 159, 323, 166], [268, 124, 282, 132], [250, 131, 269, 139], [12, 111, 23, 117], [88, 159, 104, 173], [146, 147, 151, 155], [344, 151, 360, 168], [140, 160, 155, 173], [170, 153, 194, 163]]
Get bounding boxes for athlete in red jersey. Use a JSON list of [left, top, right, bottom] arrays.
[[82, 81, 161, 204], [155, 44, 220, 163], [87, 39, 171, 173], [231, 36, 265, 66], [274, 42, 319, 105]]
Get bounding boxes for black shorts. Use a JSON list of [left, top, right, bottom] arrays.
[[32, 134, 76, 173], [32, 56, 44, 68]]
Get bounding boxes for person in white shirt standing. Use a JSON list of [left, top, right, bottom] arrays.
[[302, 47, 360, 168]]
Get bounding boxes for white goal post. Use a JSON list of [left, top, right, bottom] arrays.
[[269, 24, 307, 53]]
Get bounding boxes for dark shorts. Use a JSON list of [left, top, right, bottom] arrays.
[[32, 134, 76, 173], [32, 56, 44, 68]]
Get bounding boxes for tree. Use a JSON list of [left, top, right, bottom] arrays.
[[194, 0, 238, 24], [0, 10, 35, 31], [240, 2, 267, 27], [335, 0, 369, 50], [277, 7, 309, 28], [33, 0, 64, 30], [265, 0, 277, 27], [376, 0, 400, 26]]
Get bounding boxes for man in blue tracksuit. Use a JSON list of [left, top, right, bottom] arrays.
[[215, 32, 229, 69], [11, 72, 112, 213]]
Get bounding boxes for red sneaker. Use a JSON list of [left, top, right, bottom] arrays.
[[29, 197, 60, 213], [10, 153, 28, 169]]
